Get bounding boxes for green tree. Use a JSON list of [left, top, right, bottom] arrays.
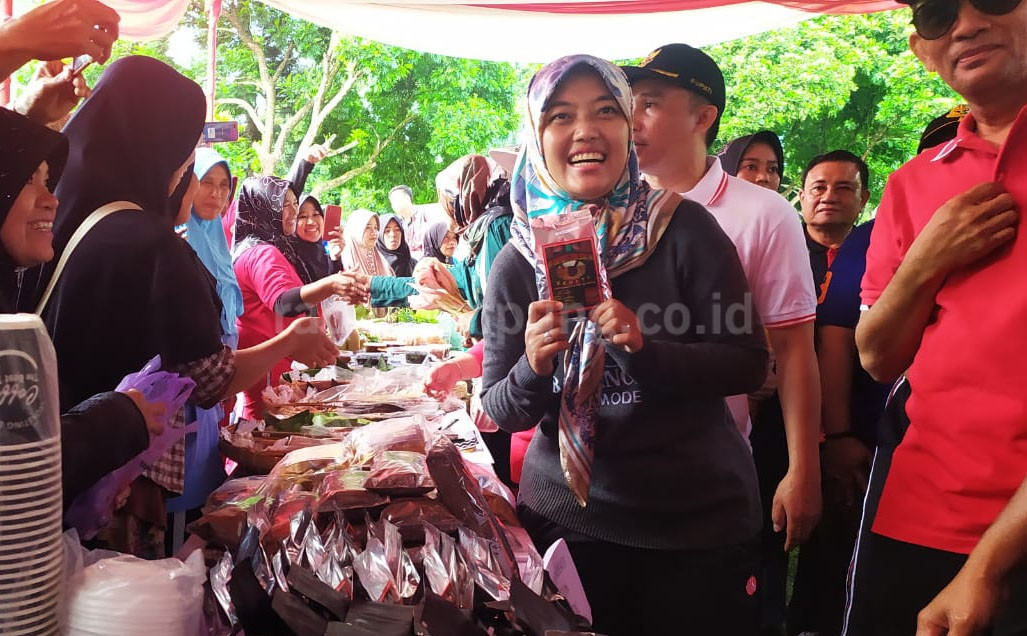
[[704, 11, 959, 211]]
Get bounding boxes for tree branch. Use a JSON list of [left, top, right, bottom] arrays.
[[311, 110, 416, 196], [271, 42, 296, 84], [218, 97, 265, 137]]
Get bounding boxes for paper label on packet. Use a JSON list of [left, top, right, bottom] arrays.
[[541, 238, 602, 313], [531, 209, 604, 314]]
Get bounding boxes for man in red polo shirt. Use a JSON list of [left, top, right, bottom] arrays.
[[845, 0, 1027, 634]]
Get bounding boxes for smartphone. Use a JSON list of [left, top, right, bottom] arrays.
[[202, 121, 239, 144], [323, 205, 342, 239], [71, 54, 93, 77]]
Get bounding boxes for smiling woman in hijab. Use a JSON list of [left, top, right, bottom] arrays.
[[479, 55, 768, 635], [376, 213, 416, 278], [284, 193, 336, 283], [0, 108, 166, 519], [232, 176, 369, 420], [31, 56, 346, 557]]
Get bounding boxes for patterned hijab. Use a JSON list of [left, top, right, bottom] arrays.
[[232, 176, 309, 282], [436, 154, 506, 230], [510, 54, 677, 506]]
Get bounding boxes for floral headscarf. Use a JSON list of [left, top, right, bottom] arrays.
[[510, 54, 676, 506]]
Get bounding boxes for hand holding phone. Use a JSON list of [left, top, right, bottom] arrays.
[[324, 205, 343, 241]]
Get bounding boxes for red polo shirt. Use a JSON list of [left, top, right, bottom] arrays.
[[861, 105, 1027, 554]]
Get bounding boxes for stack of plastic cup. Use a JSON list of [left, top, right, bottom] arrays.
[[0, 314, 63, 636]]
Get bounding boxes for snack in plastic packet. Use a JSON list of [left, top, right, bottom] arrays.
[[187, 506, 249, 551], [364, 450, 435, 497], [532, 209, 608, 315], [322, 294, 358, 347], [301, 518, 329, 574], [205, 475, 268, 513], [458, 527, 511, 602], [211, 550, 237, 627], [426, 433, 516, 579], [422, 523, 473, 609], [317, 469, 389, 516], [344, 415, 430, 466], [353, 537, 400, 604], [382, 518, 421, 601], [381, 498, 461, 544]]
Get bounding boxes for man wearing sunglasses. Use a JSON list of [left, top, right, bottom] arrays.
[[846, 0, 1027, 634]]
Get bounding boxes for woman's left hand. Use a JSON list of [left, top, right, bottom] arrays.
[[590, 299, 643, 353]]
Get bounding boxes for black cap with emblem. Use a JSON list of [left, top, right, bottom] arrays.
[[622, 43, 727, 146]]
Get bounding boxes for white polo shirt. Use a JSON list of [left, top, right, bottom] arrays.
[[682, 157, 817, 435]]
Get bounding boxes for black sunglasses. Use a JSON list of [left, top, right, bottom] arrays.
[[912, 0, 1022, 40]]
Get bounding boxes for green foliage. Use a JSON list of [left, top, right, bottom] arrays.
[[704, 11, 959, 213]]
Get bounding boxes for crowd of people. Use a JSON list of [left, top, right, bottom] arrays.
[[1, 0, 1026, 634]]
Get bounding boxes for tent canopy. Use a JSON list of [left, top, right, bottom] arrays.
[[106, 0, 901, 62]]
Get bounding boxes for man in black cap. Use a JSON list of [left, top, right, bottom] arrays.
[[848, 0, 1027, 634], [917, 104, 969, 154], [624, 44, 823, 636]]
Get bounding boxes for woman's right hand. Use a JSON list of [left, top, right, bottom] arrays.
[[121, 388, 166, 438], [525, 300, 569, 376], [330, 271, 370, 305], [286, 317, 338, 367]]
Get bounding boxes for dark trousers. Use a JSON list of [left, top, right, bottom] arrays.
[[518, 504, 761, 636], [845, 379, 1027, 636], [844, 533, 1027, 636], [750, 394, 790, 636]]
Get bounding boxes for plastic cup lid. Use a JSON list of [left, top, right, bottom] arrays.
[[0, 593, 59, 621], [0, 568, 61, 595], [0, 552, 61, 589], [0, 481, 61, 505], [0, 540, 60, 564], [0, 510, 61, 534], [0, 604, 60, 631], [0, 455, 61, 474], [4, 615, 59, 636], [0, 473, 62, 495], [0, 578, 60, 605], [0, 436, 60, 454], [0, 551, 62, 581], [0, 497, 62, 518]]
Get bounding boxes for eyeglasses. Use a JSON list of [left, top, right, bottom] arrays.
[[912, 0, 1022, 40]]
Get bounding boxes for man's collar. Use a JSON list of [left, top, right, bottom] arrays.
[[685, 156, 729, 206]]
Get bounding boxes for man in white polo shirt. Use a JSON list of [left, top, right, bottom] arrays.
[[624, 43, 822, 627]]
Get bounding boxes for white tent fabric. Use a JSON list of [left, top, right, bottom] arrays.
[[255, 1, 817, 62]]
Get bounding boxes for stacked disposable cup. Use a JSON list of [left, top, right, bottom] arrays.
[[0, 315, 64, 636]]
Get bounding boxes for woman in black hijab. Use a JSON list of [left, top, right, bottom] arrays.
[[283, 193, 336, 284], [422, 220, 457, 265], [34, 56, 338, 557], [718, 130, 785, 192], [0, 108, 158, 516], [376, 213, 416, 277]]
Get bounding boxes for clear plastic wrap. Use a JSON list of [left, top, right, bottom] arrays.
[[352, 537, 399, 604], [364, 450, 435, 497], [321, 295, 358, 347], [458, 527, 511, 602], [64, 550, 207, 636]]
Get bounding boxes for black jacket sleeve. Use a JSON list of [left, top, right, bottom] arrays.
[[61, 391, 149, 511], [287, 158, 315, 197]]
